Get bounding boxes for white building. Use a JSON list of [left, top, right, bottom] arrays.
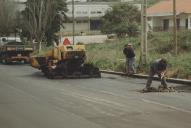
[[63, 2, 113, 34], [63, 1, 141, 34], [147, 0, 191, 31], [14, 0, 140, 34], [120, 0, 134, 2], [14, 0, 26, 2], [66, 3, 111, 18], [66, 0, 87, 2]]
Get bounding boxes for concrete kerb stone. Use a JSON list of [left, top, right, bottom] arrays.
[[100, 70, 191, 85]]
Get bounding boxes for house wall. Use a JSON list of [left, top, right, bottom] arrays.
[[150, 14, 191, 31], [188, 15, 191, 29], [66, 3, 112, 19], [62, 20, 102, 34], [64, 2, 141, 34], [62, 22, 89, 34]]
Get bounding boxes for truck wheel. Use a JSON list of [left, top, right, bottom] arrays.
[[21, 60, 25, 64], [2, 59, 7, 64], [47, 73, 55, 79], [46, 70, 55, 79]]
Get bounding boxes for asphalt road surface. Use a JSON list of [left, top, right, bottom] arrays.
[[0, 64, 191, 128]]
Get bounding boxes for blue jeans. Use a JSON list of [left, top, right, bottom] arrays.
[[126, 57, 135, 74]]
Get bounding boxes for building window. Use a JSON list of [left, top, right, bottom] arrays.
[[163, 19, 169, 31], [97, 11, 102, 14], [82, 11, 88, 14], [91, 11, 96, 14], [176, 19, 180, 30], [76, 11, 81, 14], [147, 17, 152, 21], [76, 20, 87, 24], [90, 20, 102, 30], [76, 20, 81, 23], [186, 19, 188, 29]]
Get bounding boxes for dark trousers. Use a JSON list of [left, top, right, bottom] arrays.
[[146, 67, 167, 89], [126, 57, 135, 74]]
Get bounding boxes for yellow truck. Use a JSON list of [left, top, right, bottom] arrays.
[[0, 41, 33, 64]]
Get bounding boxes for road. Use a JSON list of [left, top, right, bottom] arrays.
[[0, 64, 191, 128]]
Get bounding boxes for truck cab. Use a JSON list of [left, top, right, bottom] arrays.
[[0, 37, 21, 46]]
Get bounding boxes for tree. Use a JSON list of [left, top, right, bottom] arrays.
[[45, 0, 68, 46], [101, 3, 141, 37], [0, 0, 17, 36], [21, 0, 67, 51]]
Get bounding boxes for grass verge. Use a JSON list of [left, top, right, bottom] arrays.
[[86, 32, 191, 79]]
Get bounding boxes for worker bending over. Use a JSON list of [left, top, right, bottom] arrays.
[[144, 58, 168, 91]]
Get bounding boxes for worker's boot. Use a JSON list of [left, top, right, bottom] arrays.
[[143, 87, 154, 92], [158, 85, 175, 92]]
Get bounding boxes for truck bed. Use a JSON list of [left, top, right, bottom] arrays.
[[0, 44, 33, 64]]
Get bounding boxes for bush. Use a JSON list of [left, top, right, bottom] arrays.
[[101, 3, 141, 37], [178, 31, 191, 51], [148, 31, 191, 54]]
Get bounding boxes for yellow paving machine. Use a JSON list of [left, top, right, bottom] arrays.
[[31, 43, 101, 79]]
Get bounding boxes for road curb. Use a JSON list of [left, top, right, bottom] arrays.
[[101, 70, 191, 85]]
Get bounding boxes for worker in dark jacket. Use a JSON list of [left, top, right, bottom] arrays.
[[144, 58, 168, 91], [123, 43, 136, 75]]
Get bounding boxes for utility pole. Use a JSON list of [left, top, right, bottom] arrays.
[[88, 0, 91, 34], [140, 0, 147, 65], [173, 0, 177, 55], [72, 0, 75, 45], [59, 13, 62, 44]]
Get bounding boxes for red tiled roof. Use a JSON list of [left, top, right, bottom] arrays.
[[147, 0, 191, 16]]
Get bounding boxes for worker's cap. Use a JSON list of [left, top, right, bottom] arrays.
[[128, 43, 132, 46]]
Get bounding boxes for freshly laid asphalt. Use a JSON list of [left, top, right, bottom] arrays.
[[0, 64, 191, 128]]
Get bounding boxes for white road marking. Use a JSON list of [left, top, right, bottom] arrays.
[[70, 92, 125, 108], [142, 99, 191, 114], [54, 93, 118, 116], [56, 89, 126, 108], [100, 90, 121, 96]]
